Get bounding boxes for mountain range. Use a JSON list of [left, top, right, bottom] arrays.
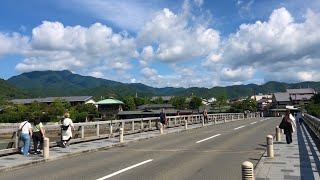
[[1, 70, 319, 100]]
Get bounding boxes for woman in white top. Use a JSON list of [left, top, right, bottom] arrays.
[[19, 119, 32, 155], [61, 112, 75, 147]]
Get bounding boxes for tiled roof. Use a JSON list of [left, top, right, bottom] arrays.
[[138, 104, 175, 110], [96, 99, 124, 105], [290, 94, 314, 101], [286, 88, 315, 94], [273, 93, 290, 102], [11, 96, 94, 104]]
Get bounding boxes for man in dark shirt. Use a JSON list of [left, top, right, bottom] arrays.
[[159, 108, 166, 129]]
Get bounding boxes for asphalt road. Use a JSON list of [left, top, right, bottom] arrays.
[[0, 117, 280, 180]]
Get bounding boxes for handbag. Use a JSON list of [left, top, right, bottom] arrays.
[[18, 122, 28, 138], [61, 124, 69, 130], [279, 118, 287, 129]]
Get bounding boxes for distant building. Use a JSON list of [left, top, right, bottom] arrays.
[[96, 98, 124, 118], [138, 104, 175, 111], [117, 109, 193, 119], [11, 96, 96, 106], [269, 88, 316, 116]]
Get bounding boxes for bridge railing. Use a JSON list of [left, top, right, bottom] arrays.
[[303, 113, 320, 139], [0, 112, 255, 155]]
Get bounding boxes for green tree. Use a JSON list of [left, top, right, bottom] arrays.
[[154, 97, 164, 104], [215, 94, 228, 112], [134, 97, 149, 106], [170, 96, 187, 109], [122, 96, 136, 110], [189, 96, 202, 110]]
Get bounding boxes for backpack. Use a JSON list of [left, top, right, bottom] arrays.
[[61, 124, 69, 130]]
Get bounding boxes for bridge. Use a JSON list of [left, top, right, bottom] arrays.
[[0, 113, 319, 179]]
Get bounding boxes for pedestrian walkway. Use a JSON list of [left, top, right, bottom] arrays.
[[0, 122, 205, 173], [255, 122, 320, 180]]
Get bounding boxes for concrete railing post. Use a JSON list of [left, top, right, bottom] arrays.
[[202, 117, 205, 126], [267, 135, 274, 158], [141, 120, 144, 131], [184, 120, 188, 129], [214, 117, 217, 124], [81, 125, 84, 139], [132, 121, 135, 132], [160, 124, 164, 134], [43, 137, 49, 160], [241, 161, 254, 180], [119, 128, 124, 143], [110, 123, 113, 137], [276, 126, 281, 142], [96, 124, 100, 137], [224, 116, 227, 123], [149, 120, 152, 129]]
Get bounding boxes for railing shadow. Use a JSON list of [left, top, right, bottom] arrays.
[[297, 122, 320, 179]]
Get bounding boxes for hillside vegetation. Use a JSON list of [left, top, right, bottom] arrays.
[[2, 70, 320, 99]]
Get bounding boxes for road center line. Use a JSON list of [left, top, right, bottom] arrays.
[[234, 126, 245, 130], [196, 134, 221, 144], [250, 122, 257, 124], [96, 159, 153, 180]]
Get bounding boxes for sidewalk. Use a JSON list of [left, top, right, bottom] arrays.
[[255, 123, 320, 180], [0, 122, 205, 173]]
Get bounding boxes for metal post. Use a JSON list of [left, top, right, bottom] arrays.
[[242, 161, 254, 180], [276, 126, 281, 142], [119, 128, 124, 143], [184, 120, 188, 129], [43, 137, 49, 160], [267, 135, 274, 158]]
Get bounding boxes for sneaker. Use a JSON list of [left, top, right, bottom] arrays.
[[61, 142, 66, 148]]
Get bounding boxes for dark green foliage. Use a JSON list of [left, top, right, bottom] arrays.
[[189, 96, 202, 110], [121, 96, 136, 110], [0, 79, 30, 99], [170, 96, 188, 109], [229, 98, 257, 113], [306, 94, 320, 118]]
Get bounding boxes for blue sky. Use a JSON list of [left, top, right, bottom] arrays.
[[0, 0, 320, 88]]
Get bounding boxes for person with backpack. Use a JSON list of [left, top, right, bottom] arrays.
[[32, 117, 45, 154], [18, 118, 32, 155], [281, 110, 297, 144], [61, 112, 75, 148]]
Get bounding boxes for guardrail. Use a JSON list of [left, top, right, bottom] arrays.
[[0, 112, 257, 155], [303, 113, 320, 139]]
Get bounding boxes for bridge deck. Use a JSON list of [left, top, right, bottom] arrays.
[[0, 119, 319, 179]]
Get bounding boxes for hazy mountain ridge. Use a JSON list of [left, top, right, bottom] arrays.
[[3, 70, 320, 100]]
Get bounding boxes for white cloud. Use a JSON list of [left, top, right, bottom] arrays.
[[140, 67, 158, 77], [0, 32, 29, 55], [220, 66, 255, 82], [15, 21, 137, 73], [137, 7, 219, 63], [140, 46, 154, 66]]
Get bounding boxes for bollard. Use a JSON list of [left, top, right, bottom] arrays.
[[266, 135, 274, 158], [276, 126, 281, 142], [184, 120, 188, 129], [160, 124, 164, 134], [241, 161, 254, 180], [202, 118, 205, 126], [119, 128, 124, 143], [43, 137, 49, 160]]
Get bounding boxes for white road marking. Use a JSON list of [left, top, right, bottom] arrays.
[[96, 159, 153, 180], [196, 134, 221, 144], [234, 126, 245, 130], [260, 119, 264, 122], [250, 122, 257, 125]]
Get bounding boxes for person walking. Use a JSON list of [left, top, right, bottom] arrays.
[[18, 118, 32, 155], [32, 117, 45, 154], [283, 110, 297, 144], [203, 108, 208, 123], [61, 112, 75, 148], [159, 108, 166, 130]]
